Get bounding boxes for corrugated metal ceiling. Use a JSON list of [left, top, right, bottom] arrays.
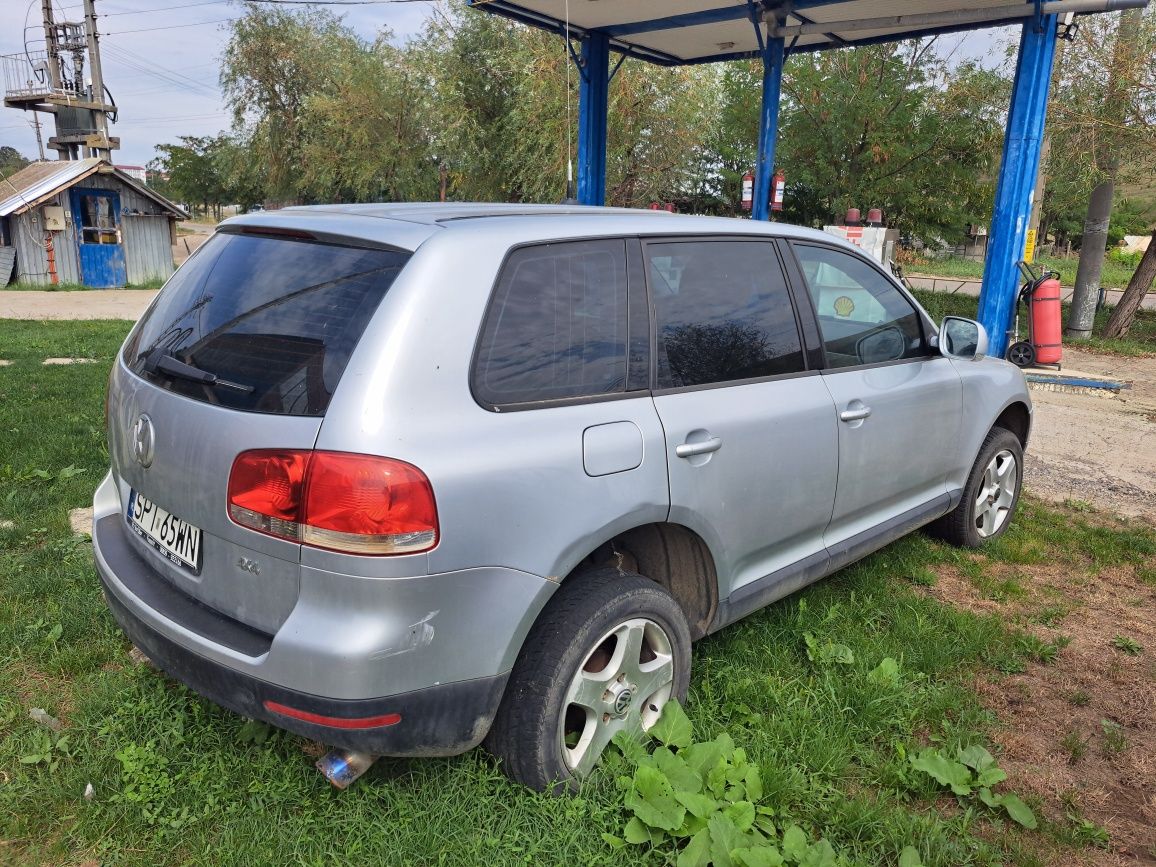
[[471, 0, 1057, 63]]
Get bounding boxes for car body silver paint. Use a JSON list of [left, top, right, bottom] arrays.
[[94, 204, 1032, 736], [656, 374, 838, 601], [820, 357, 963, 546], [96, 470, 555, 699], [948, 355, 1033, 491], [106, 357, 315, 634]]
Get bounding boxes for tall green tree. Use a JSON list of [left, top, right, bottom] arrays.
[[707, 42, 1007, 235], [773, 43, 1006, 239], [411, 9, 716, 207], [148, 136, 223, 216], [149, 134, 263, 217], [221, 7, 367, 202], [0, 145, 30, 179]]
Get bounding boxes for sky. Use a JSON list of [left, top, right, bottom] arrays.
[[0, 1, 1012, 169]]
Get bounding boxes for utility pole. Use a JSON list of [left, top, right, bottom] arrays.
[[1066, 8, 1141, 339], [2, 0, 118, 160], [31, 114, 46, 160], [83, 0, 110, 157], [42, 0, 63, 92]]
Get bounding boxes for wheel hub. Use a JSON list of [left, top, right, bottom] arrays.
[[606, 680, 636, 717]]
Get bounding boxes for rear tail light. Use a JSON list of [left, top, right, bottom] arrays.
[[227, 450, 438, 555]]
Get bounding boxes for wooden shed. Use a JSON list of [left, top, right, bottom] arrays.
[[0, 158, 186, 288]]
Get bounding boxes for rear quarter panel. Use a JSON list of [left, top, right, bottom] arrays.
[[311, 225, 672, 582]]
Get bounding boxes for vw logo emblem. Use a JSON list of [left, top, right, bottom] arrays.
[[613, 687, 634, 716], [132, 414, 155, 468]]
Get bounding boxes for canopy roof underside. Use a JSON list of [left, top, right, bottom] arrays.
[[469, 0, 1060, 64]]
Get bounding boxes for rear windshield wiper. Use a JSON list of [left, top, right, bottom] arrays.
[[143, 349, 255, 394]]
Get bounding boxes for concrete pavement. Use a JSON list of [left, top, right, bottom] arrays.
[[0, 289, 158, 320]]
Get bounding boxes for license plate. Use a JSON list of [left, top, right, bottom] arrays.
[[126, 490, 203, 573]]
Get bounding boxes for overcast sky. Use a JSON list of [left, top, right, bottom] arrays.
[[0, 1, 1011, 168]]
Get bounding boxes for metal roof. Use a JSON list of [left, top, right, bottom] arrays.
[[0, 158, 186, 218], [470, 0, 1147, 65]]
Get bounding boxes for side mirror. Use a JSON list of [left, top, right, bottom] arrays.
[[938, 316, 988, 360]]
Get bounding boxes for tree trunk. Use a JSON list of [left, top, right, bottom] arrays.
[[1065, 8, 1140, 340], [1102, 231, 1156, 339], [1066, 174, 1115, 339]]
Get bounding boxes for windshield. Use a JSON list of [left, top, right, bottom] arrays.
[[124, 230, 410, 416]]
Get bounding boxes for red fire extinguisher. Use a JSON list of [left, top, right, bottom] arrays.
[[771, 169, 786, 212], [740, 172, 754, 211], [1030, 274, 1063, 365], [1008, 265, 1063, 369]]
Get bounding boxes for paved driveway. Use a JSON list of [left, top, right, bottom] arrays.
[[0, 290, 158, 320]]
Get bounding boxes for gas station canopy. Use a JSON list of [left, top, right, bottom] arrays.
[[474, 0, 1141, 64]]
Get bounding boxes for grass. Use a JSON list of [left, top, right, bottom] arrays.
[[1, 280, 163, 292], [911, 288, 1156, 357], [908, 253, 1138, 290], [2, 320, 1155, 865]]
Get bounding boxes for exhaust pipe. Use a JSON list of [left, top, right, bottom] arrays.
[[316, 749, 378, 789]]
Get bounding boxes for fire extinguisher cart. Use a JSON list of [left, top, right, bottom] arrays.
[[1006, 262, 1062, 370]]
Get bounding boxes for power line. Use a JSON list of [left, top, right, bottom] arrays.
[[103, 17, 239, 35], [102, 42, 220, 96], [241, 0, 436, 4], [103, 1, 234, 15]]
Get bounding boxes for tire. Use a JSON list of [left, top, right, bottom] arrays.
[[1007, 341, 1036, 368], [485, 568, 692, 793], [927, 426, 1023, 548]]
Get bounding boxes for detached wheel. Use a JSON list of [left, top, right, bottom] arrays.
[[928, 427, 1023, 548], [486, 568, 691, 792], [1007, 341, 1036, 368]]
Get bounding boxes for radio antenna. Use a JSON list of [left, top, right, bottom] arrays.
[[564, 0, 575, 201]]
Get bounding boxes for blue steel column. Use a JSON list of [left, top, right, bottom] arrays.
[[577, 33, 610, 206], [751, 35, 786, 222], [977, 12, 1057, 357]]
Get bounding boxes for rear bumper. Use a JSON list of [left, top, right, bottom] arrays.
[[92, 471, 554, 755], [100, 578, 507, 754]]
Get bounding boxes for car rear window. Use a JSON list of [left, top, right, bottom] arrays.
[[124, 230, 410, 416]]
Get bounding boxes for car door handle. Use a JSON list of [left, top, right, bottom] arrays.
[[676, 436, 722, 458], [839, 406, 872, 422]]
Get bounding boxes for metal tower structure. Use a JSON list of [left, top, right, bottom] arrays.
[[2, 0, 119, 160]]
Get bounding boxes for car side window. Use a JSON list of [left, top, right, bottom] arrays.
[[647, 240, 805, 389], [474, 239, 631, 407], [791, 243, 927, 369]]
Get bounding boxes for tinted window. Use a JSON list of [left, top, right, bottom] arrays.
[[474, 239, 630, 406], [792, 243, 926, 368], [125, 231, 410, 416], [648, 240, 804, 389]]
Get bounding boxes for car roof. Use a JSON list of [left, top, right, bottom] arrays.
[[220, 202, 855, 252]]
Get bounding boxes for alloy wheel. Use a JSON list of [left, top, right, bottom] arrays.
[[975, 448, 1018, 538], [558, 617, 675, 777]]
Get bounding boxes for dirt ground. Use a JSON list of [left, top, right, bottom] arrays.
[[1024, 349, 1156, 525], [925, 536, 1156, 865]]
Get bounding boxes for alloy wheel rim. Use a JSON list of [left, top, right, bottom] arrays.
[[975, 448, 1017, 538], [558, 617, 675, 777]]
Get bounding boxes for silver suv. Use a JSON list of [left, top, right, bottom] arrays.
[[94, 204, 1030, 791]]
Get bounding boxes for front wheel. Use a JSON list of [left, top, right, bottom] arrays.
[[927, 427, 1023, 548], [485, 568, 691, 792]]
